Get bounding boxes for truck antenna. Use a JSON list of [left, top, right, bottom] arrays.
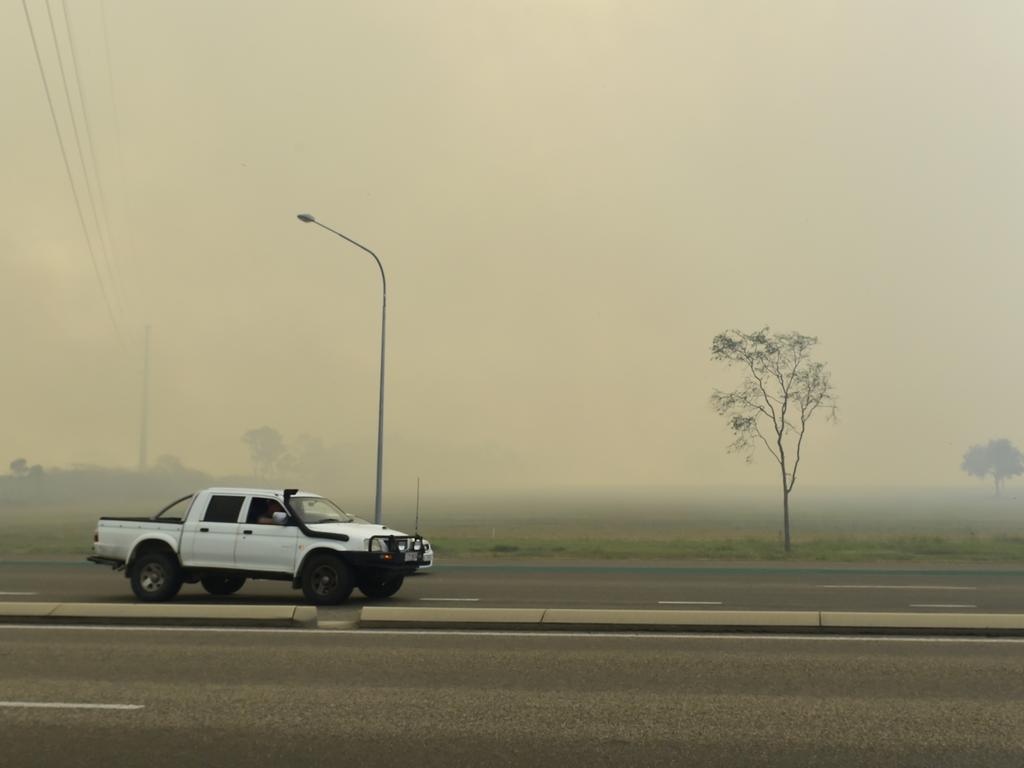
[[414, 476, 421, 536], [138, 324, 150, 471]]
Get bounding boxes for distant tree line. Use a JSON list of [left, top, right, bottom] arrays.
[[241, 426, 344, 486], [8, 458, 43, 478], [0, 455, 217, 506], [1, 427, 345, 508]]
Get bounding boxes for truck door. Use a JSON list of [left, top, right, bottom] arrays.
[[180, 493, 245, 568], [234, 496, 300, 573]]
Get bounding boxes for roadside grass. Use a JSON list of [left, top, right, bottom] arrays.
[[4, 495, 1024, 563], [430, 533, 1024, 562], [1, 504, 133, 557]]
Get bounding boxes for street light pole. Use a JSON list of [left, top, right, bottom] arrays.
[[297, 213, 387, 525]]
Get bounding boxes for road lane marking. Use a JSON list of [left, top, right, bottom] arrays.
[[348, 626, 1024, 647], [658, 601, 723, 605], [817, 585, 977, 590], [0, 701, 143, 710], [419, 597, 480, 602], [3, 623, 1024, 644], [0, 592, 37, 596], [909, 604, 977, 609]]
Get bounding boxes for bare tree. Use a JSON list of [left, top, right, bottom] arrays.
[[961, 439, 1024, 497], [711, 328, 837, 552]]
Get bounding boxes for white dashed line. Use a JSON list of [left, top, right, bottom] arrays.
[[0, 592, 38, 596], [909, 604, 977, 609], [658, 601, 723, 606], [419, 598, 480, 602], [817, 585, 977, 591], [0, 701, 143, 710]]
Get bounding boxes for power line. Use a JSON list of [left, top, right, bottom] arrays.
[[21, 0, 124, 344], [99, 0, 150, 319], [41, 0, 127, 323], [61, 0, 134, 320]]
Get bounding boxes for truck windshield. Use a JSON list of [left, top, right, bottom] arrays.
[[289, 496, 358, 524]]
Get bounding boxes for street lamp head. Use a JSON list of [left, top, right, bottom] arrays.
[[297, 213, 316, 223]]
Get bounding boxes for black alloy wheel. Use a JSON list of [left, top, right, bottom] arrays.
[[357, 572, 404, 600], [301, 554, 355, 605]]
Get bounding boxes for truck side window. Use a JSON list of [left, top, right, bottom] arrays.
[[203, 495, 245, 524], [248, 498, 286, 525]]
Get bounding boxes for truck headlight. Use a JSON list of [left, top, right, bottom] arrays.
[[368, 538, 389, 553]]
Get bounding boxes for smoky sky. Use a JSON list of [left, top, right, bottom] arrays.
[[3, 1, 1024, 506]]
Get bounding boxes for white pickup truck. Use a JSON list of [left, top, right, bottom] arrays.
[[88, 487, 429, 605]]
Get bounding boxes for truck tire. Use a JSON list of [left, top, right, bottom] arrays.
[[301, 554, 355, 605], [200, 575, 246, 596], [130, 551, 182, 602], [357, 572, 404, 600]]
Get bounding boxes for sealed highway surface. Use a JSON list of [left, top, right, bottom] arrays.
[[3, 559, 1024, 623], [2, 624, 1023, 767]]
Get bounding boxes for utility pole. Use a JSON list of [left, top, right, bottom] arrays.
[[138, 324, 150, 471]]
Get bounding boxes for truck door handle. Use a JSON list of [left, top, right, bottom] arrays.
[[243, 529, 253, 535], [199, 527, 209, 533]]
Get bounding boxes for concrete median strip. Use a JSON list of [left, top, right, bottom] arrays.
[[820, 611, 1024, 633], [5, 603, 1024, 634], [0, 602, 317, 628], [541, 609, 819, 631], [0, 603, 57, 618], [359, 606, 1024, 636], [361, 606, 546, 629]]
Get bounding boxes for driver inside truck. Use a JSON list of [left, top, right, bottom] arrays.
[[251, 498, 287, 525]]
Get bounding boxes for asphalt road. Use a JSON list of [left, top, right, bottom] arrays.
[[1, 624, 1023, 767], [3, 560, 1024, 622]]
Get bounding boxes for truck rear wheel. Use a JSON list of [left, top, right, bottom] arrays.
[[357, 572, 404, 600], [200, 575, 246, 596], [130, 551, 182, 602], [301, 554, 354, 605]]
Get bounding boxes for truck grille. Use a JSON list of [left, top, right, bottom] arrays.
[[371, 535, 424, 553]]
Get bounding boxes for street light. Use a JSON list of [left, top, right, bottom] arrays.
[[297, 213, 387, 525]]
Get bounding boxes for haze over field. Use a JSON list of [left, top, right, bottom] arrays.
[[4, 1, 1024, 512]]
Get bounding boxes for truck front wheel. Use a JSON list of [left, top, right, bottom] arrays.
[[130, 551, 182, 602], [357, 572, 404, 600], [301, 554, 354, 605]]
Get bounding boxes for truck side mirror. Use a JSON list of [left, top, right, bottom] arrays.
[[272, 511, 288, 525]]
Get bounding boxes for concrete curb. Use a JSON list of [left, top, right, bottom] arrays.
[[0, 602, 317, 629], [317, 620, 359, 631], [542, 608, 820, 632], [359, 606, 1024, 636], [819, 611, 1024, 633], [361, 607, 546, 630]]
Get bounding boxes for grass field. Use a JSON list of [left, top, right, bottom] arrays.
[[428, 534, 1024, 562], [4, 486, 1024, 563]]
